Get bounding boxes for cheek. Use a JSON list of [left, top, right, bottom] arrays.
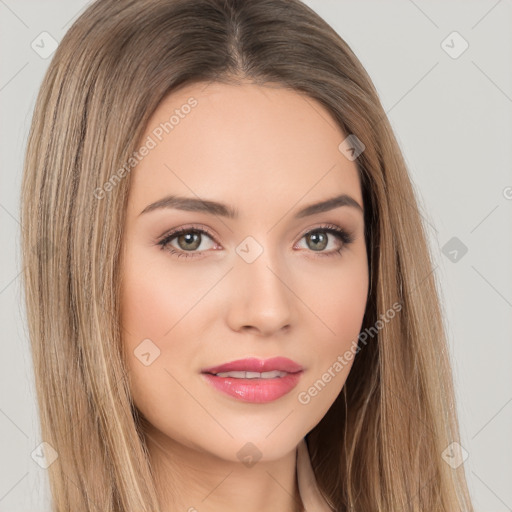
[[120, 247, 214, 342], [119, 253, 230, 417], [302, 252, 369, 346], [292, 254, 368, 418], [119, 255, 199, 387], [119, 255, 209, 444]]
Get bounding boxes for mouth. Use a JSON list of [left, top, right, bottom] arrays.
[[200, 357, 304, 403]]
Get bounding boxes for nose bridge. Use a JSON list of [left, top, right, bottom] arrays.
[[228, 235, 293, 334]]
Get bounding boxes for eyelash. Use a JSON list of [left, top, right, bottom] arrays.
[[156, 223, 355, 259]]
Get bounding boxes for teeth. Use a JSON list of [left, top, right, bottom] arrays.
[[215, 370, 288, 379]]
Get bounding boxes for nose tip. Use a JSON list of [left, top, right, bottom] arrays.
[[226, 249, 293, 336]]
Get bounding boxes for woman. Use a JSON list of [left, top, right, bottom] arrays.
[[20, 0, 474, 510]]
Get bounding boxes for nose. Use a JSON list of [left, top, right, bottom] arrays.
[[225, 247, 293, 336]]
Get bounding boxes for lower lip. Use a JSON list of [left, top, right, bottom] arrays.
[[201, 372, 303, 403]]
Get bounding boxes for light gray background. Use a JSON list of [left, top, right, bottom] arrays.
[[1, 0, 511, 510]]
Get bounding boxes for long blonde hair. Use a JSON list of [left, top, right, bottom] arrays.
[[20, 0, 473, 510]]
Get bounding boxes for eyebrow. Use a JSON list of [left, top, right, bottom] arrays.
[[138, 193, 363, 219]]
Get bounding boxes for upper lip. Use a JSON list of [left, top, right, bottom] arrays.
[[201, 357, 303, 375]]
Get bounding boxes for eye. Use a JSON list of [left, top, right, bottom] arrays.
[[157, 225, 218, 259], [156, 223, 355, 259], [295, 223, 355, 257]]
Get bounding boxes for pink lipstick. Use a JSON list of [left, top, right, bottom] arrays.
[[200, 357, 303, 403]]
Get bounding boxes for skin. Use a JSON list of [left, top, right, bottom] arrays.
[[120, 80, 369, 512]]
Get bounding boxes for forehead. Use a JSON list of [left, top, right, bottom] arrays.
[[127, 81, 363, 219]]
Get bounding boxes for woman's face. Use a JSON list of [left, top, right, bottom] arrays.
[[120, 81, 369, 463]]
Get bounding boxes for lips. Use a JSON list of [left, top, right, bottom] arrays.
[[201, 356, 303, 375], [200, 357, 304, 403]]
